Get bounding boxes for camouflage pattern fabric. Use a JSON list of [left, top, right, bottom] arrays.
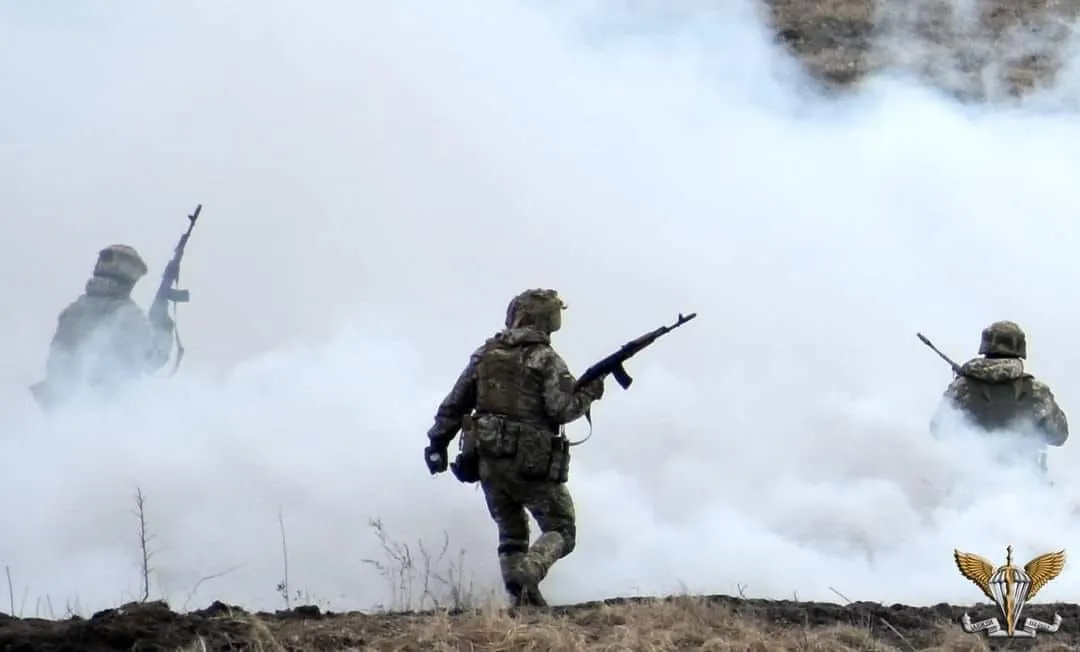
[[931, 356, 1068, 472], [425, 288, 603, 606], [479, 454, 575, 604], [43, 275, 174, 405], [427, 328, 602, 442]]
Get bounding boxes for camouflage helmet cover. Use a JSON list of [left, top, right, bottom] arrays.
[[94, 244, 148, 284], [504, 288, 566, 334], [979, 320, 1026, 359]]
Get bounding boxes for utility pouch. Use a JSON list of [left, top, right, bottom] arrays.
[[515, 425, 555, 481], [474, 415, 518, 458], [450, 451, 480, 483], [547, 434, 571, 484]]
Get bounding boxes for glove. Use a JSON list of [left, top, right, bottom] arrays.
[[580, 377, 605, 400], [425, 442, 449, 475]]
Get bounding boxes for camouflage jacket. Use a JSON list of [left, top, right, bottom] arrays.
[[44, 277, 173, 399], [930, 356, 1068, 447], [426, 326, 600, 449]]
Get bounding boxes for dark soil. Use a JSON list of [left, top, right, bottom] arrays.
[[0, 596, 1077, 651]]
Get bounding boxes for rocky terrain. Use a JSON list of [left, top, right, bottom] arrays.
[[768, 0, 1078, 99]]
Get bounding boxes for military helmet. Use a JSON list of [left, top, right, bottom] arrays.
[[93, 244, 148, 284], [505, 288, 566, 333], [979, 320, 1026, 359]]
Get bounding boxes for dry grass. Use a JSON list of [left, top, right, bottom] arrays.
[[7, 594, 1077, 652], [223, 596, 1068, 651]]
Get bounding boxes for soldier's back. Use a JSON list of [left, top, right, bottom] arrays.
[[948, 357, 1036, 432]]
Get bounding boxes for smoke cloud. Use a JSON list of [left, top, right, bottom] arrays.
[[2, 0, 1080, 614]]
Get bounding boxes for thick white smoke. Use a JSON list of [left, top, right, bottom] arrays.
[[2, 0, 1080, 615]]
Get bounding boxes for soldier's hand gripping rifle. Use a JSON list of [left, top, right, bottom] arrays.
[[916, 332, 962, 376], [150, 204, 202, 375], [568, 312, 698, 446]]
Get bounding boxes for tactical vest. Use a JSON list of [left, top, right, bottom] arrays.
[[475, 340, 552, 429], [954, 374, 1037, 432]]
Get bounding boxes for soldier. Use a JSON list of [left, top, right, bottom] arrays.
[[930, 320, 1068, 474], [423, 288, 605, 607], [33, 244, 175, 410]]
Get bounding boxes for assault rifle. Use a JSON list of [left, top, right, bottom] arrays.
[[576, 312, 697, 391], [150, 204, 202, 375], [568, 312, 697, 445], [28, 204, 203, 410], [916, 332, 962, 375]]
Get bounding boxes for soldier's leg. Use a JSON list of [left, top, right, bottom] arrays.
[[519, 482, 576, 587], [479, 470, 531, 601]]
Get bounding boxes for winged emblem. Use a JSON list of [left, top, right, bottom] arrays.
[[954, 549, 995, 601], [954, 545, 1067, 638], [1025, 550, 1066, 598]]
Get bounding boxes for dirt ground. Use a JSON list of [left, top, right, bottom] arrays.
[[1, 595, 1078, 651], [7, 1, 1077, 651], [767, 0, 1079, 98]]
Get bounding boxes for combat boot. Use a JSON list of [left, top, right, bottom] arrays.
[[505, 579, 547, 607], [505, 558, 547, 608]]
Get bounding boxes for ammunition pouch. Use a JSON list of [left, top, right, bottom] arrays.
[[516, 428, 571, 483], [547, 434, 571, 484], [472, 414, 519, 458], [472, 414, 570, 483]]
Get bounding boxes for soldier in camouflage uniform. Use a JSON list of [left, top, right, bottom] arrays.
[[33, 244, 175, 410], [424, 289, 605, 607], [930, 320, 1068, 474]]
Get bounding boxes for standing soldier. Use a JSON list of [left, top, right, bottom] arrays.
[[423, 288, 605, 607], [32, 244, 175, 410], [930, 320, 1068, 474]]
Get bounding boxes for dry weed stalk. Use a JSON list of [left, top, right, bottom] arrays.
[[132, 487, 155, 602], [181, 565, 242, 612], [274, 507, 290, 610], [829, 585, 916, 651], [4, 566, 13, 616], [361, 517, 478, 612]]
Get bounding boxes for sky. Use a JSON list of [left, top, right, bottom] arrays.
[[3, 0, 1080, 616]]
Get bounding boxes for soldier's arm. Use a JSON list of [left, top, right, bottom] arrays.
[[538, 348, 601, 425], [118, 303, 173, 372], [45, 302, 88, 381], [929, 378, 965, 439], [1031, 381, 1069, 446], [425, 347, 482, 449], [146, 315, 174, 371]]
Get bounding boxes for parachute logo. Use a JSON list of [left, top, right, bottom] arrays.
[[954, 545, 1066, 638]]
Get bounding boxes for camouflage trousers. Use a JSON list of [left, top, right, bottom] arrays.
[[478, 455, 576, 596]]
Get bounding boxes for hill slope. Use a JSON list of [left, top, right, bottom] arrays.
[[769, 0, 1077, 99]]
